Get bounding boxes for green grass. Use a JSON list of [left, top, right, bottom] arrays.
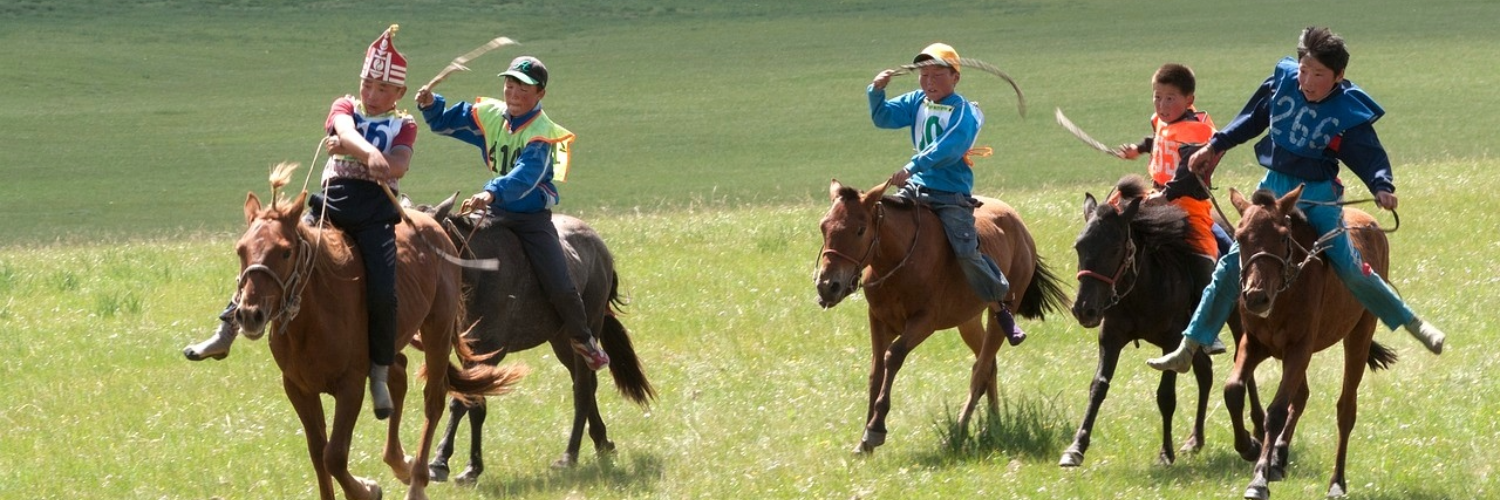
[[3, 0, 1500, 498]]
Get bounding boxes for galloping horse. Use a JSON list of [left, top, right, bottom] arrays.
[[1225, 185, 1399, 500], [418, 195, 655, 483], [815, 178, 1070, 454], [232, 165, 527, 500], [1063, 175, 1263, 467]]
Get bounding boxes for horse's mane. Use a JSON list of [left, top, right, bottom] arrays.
[[1249, 188, 1310, 227], [295, 221, 357, 269], [1112, 175, 1198, 262]]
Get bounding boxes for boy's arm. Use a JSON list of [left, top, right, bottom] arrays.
[[868, 85, 917, 130], [1207, 76, 1275, 153], [484, 140, 551, 203], [1337, 122, 1396, 196], [325, 96, 407, 179], [417, 93, 486, 151]]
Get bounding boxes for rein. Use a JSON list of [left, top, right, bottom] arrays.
[[234, 234, 317, 336], [1075, 224, 1138, 311], [815, 199, 922, 291], [1241, 217, 1345, 294], [862, 202, 921, 289]]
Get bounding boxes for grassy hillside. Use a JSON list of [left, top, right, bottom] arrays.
[[2, 0, 1498, 244]]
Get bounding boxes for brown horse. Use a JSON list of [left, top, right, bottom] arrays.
[[231, 166, 527, 500], [815, 179, 1070, 454], [1225, 185, 1398, 500], [1063, 175, 1263, 468]]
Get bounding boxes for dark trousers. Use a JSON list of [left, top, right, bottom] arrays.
[[489, 208, 594, 343], [310, 179, 401, 366]]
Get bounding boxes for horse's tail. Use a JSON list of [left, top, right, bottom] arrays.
[[440, 323, 529, 401], [601, 273, 656, 407], [1016, 256, 1071, 320], [1366, 340, 1399, 371]]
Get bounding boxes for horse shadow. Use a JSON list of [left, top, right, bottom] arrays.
[[471, 450, 667, 497]]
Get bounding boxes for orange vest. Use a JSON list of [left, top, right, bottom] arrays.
[[1170, 196, 1219, 259], [1148, 110, 1215, 187]]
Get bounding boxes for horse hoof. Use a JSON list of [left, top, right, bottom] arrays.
[[1179, 436, 1204, 453], [1326, 481, 1348, 498], [1240, 438, 1263, 462], [428, 462, 449, 483], [1268, 465, 1285, 482], [552, 453, 578, 469], [852, 442, 875, 455], [454, 467, 481, 486], [597, 440, 617, 455], [1156, 450, 1175, 466], [1243, 484, 1269, 500], [1058, 450, 1084, 468]]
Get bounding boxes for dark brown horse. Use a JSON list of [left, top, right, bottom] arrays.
[[1063, 175, 1263, 467], [232, 166, 527, 500], [815, 179, 1069, 454], [419, 196, 655, 483], [1225, 185, 1398, 500]]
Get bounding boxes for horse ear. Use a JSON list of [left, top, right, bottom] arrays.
[[829, 179, 844, 201], [434, 191, 459, 220], [1120, 195, 1142, 220], [244, 192, 262, 225], [1277, 184, 1305, 215], [286, 191, 309, 222], [1229, 187, 1250, 215], [1083, 193, 1098, 222]]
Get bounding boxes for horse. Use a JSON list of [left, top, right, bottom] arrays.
[[1224, 185, 1399, 500], [416, 195, 655, 483], [231, 166, 527, 500], [815, 178, 1070, 454], [1062, 175, 1263, 467]]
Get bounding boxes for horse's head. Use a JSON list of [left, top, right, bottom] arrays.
[[815, 179, 887, 309], [233, 190, 308, 339], [1071, 190, 1142, 328], [1232, 184, 1305, 317]]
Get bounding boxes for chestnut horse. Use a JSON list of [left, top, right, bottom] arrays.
[[1225, 186, 1398, 500], [815, 179, 1069, 454], [417, 196, 655, 483], [231, 166, 527, 500], [1063, 175, 1263, 467]]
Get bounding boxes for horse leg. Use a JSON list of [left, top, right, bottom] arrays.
[[1225, 340, 1269, 463], [328, 384, 383, 500], [956, 315, 997, 434], [428, 397, 469, 483], [455, 398, 487, 484], [382, 353, 413, 485], [1244, 349, 1311, 500], [854, 320, 898, 455], [1328, 328, 1375, 498], [284, 381, 339, 500], [1060, 334, 1127, 467], [1154, 352, 1180, 465], [1229, 311, 1267, 439], [1179, 349, 1213, 456], [404, 342, 454, 500]]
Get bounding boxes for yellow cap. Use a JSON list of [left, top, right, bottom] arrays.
[[913, 43, 961, 73]]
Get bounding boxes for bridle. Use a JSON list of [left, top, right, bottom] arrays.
[[1240, 214, 1344, 294], [1075, 224, 1138, 311], [817, 200, 921, 290], [234, 231, 316, 336]]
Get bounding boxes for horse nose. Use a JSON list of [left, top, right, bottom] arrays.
[[1242, 289, 1272, 317], [815, 274, 849, 309], [235, 307, 268, 334], [1071, 302, 1101, 328]]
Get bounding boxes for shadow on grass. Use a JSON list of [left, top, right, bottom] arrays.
[[471, 451, 666, 497], [909, 391, 1071, 467]]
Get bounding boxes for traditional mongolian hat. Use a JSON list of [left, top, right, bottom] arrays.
[[361, 24, 408, 86]]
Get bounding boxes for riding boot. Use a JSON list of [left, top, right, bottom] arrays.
[[991, 305, 1026, 346], [184, 302, 239, 361], [1402, 317, 1446, 355], [370, 364, 393, 420], [1147, 336, 1203, 374], [571, 336, 610, 371]]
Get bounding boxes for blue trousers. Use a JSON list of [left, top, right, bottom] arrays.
[[1182, 171, 1415, 345], [898, 184, 1010, 302]]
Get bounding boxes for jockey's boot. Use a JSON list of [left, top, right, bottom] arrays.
[[991, 305, 1026, 346], [1204, 337, 1228, 355], [1147, 336, 1207, 374], [1403, 317, 1446, 355], [370, 364, 393, 420], [571, 336, 610, 371], [183, 319, 238, 361]]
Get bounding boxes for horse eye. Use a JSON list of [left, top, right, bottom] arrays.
[[856, 227, 867, 237], [281, 250, 292, 260]]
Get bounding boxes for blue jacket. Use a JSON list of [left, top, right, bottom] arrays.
[[868, 85, 985, 195], [420, 93, 558, 213], [1210, 58, 1395, 195]]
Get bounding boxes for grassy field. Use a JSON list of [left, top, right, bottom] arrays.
[[3, 0, 1500, 499]]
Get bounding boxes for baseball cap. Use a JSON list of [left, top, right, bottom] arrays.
[[913, 42, 961, 73], [499, 56, 549, 88]]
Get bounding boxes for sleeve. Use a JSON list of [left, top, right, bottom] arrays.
[[869, 86, 916, 130], [324, 96, 356, 135], [419, 93, 486, 151], [484, 140, 551, 203], [1336, 122, 1396, 194], [907, 100, 978, 174], [1136, 136, 1154, 154], [391, 118, 418, 151], [1208, 76, 1275, 153]]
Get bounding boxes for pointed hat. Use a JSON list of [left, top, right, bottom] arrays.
[[361, 24, 408, 85]]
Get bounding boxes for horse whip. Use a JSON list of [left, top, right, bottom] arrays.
[[421, 36, 520, 91], [890, 57, 1027, 118], [1054, 108, 1125, 158]]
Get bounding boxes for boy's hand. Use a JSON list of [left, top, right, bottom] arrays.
[[871, 70, 895, 90], [888, 168, 911, 188], [415, 86, 435, 108], [1375, 191, 1398, 211], [1118, 144, 1140, 160], [1187, 145, 1222, 183], [365, 151, 393, 180]]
